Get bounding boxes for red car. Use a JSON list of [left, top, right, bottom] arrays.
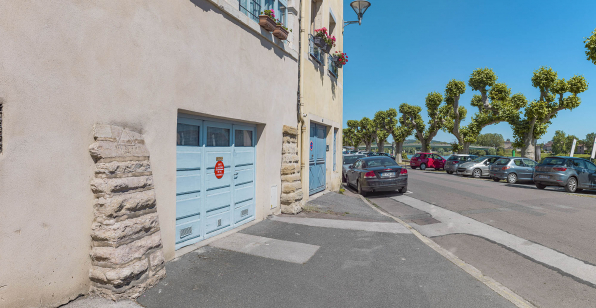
[[410, 153, 446, 170]]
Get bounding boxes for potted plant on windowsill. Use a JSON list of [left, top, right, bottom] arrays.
[[332, 51, 348, 68], [259, 9, 277, 32], [273, 20, 290, 40], [314, 28, 335, 53], [313, 28, 329, 49]]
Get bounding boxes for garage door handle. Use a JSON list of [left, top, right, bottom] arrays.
[[234, 172, 238, 178]]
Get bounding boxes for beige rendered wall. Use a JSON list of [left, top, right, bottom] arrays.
[[0, 1, 298, 307], [299, 0, 344, 197]]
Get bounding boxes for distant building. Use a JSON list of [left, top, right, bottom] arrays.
[[544, 141, 553, 152], [576, 143, 585, 154], [504, 139, 513, 150]]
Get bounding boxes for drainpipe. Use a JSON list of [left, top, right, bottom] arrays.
[[297, 0, 307, 198]]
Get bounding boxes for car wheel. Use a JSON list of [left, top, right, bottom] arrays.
[[492, 177, 500, 182], [472, 168, 482, 178], [358, 180, 367, 196], [507, 173, 518, 184], [535, 183, 546, 189], [420, 164, 426, 170], [447, 171, 453, 174], [398, 186, 407, 193], [564, 177, 578, 193]]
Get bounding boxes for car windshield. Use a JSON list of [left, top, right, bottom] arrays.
[[343, 156, 360, 165], [495, 158, 510, 165], [365, 157, 398, 167], [541, 157, 567, 166], [472, 156, 487, 163], [448, 155, 463, 161]]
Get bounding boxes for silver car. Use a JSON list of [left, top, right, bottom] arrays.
[[342, 154, 366, 182], [457, 155, 502, 178], [489, 157, 537, 184], [534, 156, 596, 193], [445, 154, 478, 174]]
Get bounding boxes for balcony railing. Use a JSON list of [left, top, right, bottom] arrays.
[[309, 34, 325, 64], [328, 54, 338, 78], [239, 0, 261, 23]]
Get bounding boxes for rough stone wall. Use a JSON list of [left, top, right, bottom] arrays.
[[88, 124, 165, 300], [280, 125, 303, 214]]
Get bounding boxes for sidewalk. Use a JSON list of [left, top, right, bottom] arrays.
[[136, 191, 515, 308], [65, 191, 515, 308]]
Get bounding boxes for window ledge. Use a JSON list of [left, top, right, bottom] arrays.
[[204, 0, 299, 61]]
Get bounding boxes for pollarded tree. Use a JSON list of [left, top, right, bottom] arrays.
[[373, 110, 391, 153], [358, 117, 376, 152], [385, 108, 413, 163], [459, 68, 527, 154], [509, 67, 589, 160], [346, 120, 363, 150], [586, 28, 596, 65], [342, 128, 355, 148], [400, 92, 449, 153], [442, 79, 468, 153]]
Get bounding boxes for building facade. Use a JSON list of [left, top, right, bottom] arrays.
[[296, 0, 344, 204], [0, 0, 301, 307]]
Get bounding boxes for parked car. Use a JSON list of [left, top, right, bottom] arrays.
[[342, 154, 366, 182], [377, 152, 396, 160], [457, 155, 502, 178], [533, 156, 596, 193], [345, 156, 408, 196], [489, 157, 537, 184], [410, 153, 446, 170], [445, 154, 478, 174]]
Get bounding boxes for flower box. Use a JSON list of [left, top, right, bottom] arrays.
[[273, 25, 289, 40], [259, 15, 277, 32], [313, 36, 326, 49], [332, 56, 343, 68], [322, 43, 332, 54]]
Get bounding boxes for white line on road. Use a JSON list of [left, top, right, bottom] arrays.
[[391, 195, 596, 286]]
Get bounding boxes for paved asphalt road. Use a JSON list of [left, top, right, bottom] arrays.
[[362, 168, 596, 308]]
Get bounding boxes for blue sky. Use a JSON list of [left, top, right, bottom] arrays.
[[342, 0, 596, 144]]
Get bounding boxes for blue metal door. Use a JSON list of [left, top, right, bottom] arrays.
[[309, 123, 326, 195], [175, 118, 204, 248], [176, 117, 256, 250], [232, 125, 256, 225]]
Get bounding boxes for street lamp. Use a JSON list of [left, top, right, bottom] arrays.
[[344, 0, 371, 27]]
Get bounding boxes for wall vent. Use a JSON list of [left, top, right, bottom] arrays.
[[180, 226, 193, 238]]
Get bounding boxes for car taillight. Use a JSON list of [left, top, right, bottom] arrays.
[[452, 161, 459, 164], [535, 166, 539, 170], [553, 167, 567, 171], [502, 166, 510, 170], [364, 171, 376, 178], [400, 168, 408, 175]]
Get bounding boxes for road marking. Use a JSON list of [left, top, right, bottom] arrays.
[[270, 216, 411, 234], [210, 233, 320, 264], [358, 195, 536, 308], [391, 195, 596, 287]]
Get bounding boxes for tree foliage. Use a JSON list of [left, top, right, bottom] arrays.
[[372, 110, 392, 152], [509, 67, 589, 159], [586, 28, 596, 65], [475, 133, 504, 148], [584, 132, 596, 155], [400, 92, 449, 152]]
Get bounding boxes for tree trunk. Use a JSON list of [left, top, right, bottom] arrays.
[[395, 142, 404, 164], [378, 140, 385, 153], [521, 133, 535, 159], [365, 142, 372, 152], [462, 142, 471, 154], [534, 139, 541, 162], [420, 140, 429, 153]]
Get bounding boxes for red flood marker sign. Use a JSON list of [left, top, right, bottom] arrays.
[[215, 161, 224, 179]]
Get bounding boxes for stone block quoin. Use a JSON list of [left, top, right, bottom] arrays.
[[88, 124, 165, 300], [280, 125, 303, 214]]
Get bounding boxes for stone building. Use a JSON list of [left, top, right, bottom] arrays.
[[0, 0, 304, 307]]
